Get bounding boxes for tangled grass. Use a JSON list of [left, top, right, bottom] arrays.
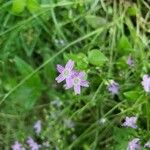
[[0, 0, 150, 149]]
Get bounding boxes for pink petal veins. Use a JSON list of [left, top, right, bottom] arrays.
[[74, 85, 81, 95], [65, 60, 74, 70], [57, 65, 64, 73], [55, 74, 65, 83]]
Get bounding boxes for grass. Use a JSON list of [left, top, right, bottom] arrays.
[[0, 0, 150, 149]]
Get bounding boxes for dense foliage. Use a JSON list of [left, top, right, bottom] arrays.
[[0, 0, 149, 149]]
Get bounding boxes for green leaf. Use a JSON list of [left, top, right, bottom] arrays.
[[11, 86, 39, 110], [117, 36, 132, 55], [14, 56, 42, 110], [127, 5, 138, 16], [64, 53, 89, 70], [14, 56, 32, 75], [27, 0, 40, 13], [113, 127, 135, 150], [12, 0, 27, 13], [85, 15, 107, 28], [88, 49, 108, 66], [113, 127, 135, 141], [124, 90, 140, 100], [14, 56, 42, 89], [116, 56, 128, 70], [114, 141, 128, 150]]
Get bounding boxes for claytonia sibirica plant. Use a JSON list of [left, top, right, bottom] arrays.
[[107, 80, 119, 95], [128, 138, 140, 150], [55, 60, 74, 84], [127, 55, 134, 66], [34, 120, 41, 135], [122, 116, 137, 129], [122, 116, 150, 149], [141, 74, 150, 92], [56, 60, 89, 94], [11, 120, 43, 150], [64, 71, 89, 95], [27, 137, 41, 150], [1, 0, 150, 149], [11, 141, 24, 150]]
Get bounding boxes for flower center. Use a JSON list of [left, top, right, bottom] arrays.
[[63, 69, 70, 77], [73, 77, 80, 85]]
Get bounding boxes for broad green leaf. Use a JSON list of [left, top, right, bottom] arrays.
[[117, 36, 132, 55], [27, 0, 40, 13], [85, 15, 107, 28], [75, 53, 88, 70], [14, 56, 42, 89], [64, 53, 88, 70], [114, 141, 128, 150], [113, 127, 135, 141], [124, 90, 140, 100], [14, 56, 42, 109], [12, 0, 26, 13], [14, 56, 32, 75], [11, 86, 40, 110], [113, 127, 135, 150], [88, 49, 108, 66]]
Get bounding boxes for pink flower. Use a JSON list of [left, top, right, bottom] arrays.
[[34, 120, 41, 134], [122, 116, 137, 129], [11, 141, 24, 150], [55, 60, 74, 87], [141, 74, 150, 92], [27, 137, 41, 150], [127, 55, 134, 66], [56, 60, 89, 95], [107, 80, 119, 95], [128, 138, 140, 150], [65, 71, 89, 95]]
